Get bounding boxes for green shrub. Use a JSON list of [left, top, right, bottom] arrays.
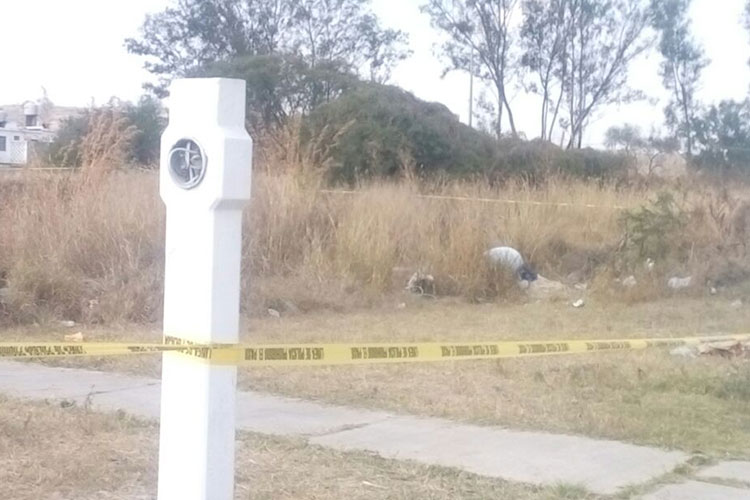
[[125, 95, 166, 166], [198, 54, 356, 137], [620, 192, 687, 265], [491, 140, 628, 182], [46, 97, 165, 168], [47, 113, 90, 167], [303, 84, 629, 184], [303, 83, 498, 183]]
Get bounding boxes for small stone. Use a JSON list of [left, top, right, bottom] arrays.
[[60, 320, 76, 328], [64, 332, 84, 342], [731, 299, 743, 308], [572, 299, 585, 308], [396, 302, 406, 309], [670, 346, 696, 358], [709, 287, 718, 295], [667, 276, 692, 290], [622, 275, 637, 288], [267, 308, 281, 318]]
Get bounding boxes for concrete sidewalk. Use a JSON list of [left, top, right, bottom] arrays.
[[1, 360, 748, 498]]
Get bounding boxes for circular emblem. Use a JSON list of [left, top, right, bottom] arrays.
[[168, 139, 207, 189]]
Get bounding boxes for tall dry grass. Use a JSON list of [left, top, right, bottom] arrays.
[[1, 166, 647, 324], [3, 119, 749, 325], [0, 171, 164, 323]]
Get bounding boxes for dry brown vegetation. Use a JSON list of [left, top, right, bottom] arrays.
[[4, 116, 750, 326], [3, 157, 750, 325], [240, 299, 750, 457], [0, 169, 627, 323], [6, 297, 750, 457]]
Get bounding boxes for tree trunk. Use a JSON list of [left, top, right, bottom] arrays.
[[495, 85, 504, 139], [503, 92, 517, 137]]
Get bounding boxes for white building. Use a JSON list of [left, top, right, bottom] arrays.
[[0, 102, 56, 166]]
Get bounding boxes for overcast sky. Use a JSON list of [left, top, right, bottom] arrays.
[[3, 0, 749, 146]]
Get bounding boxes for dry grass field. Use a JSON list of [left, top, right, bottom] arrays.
[[2, 164, 748, 325], [5, 297, 750, 458], [3, 150, 750, 497]]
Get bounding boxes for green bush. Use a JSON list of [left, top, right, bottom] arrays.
[[47, 113, 90, 167], [126, 95, 166, 166], [303, 84, 629, 184], [46, 97, 165, 168], [303, 83, 498, 183], [693, 99, 750, 173], [491, 139, 628, 182], [620, 192, 687, 265], [197, 54, 356, 136]]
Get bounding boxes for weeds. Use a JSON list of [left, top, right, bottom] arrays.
[[4, 120, 750, 323]]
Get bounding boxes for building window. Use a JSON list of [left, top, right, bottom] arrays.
[[25, 115, 37, 127], [13, 136, 20, 141], [0, 136, 6, 151]]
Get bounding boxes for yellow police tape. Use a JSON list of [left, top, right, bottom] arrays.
[[1, 333, 748, 367]]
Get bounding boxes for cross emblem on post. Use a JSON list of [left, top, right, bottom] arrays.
[[168, 138, 207, 189]]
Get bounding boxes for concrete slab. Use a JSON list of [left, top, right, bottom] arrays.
[[0, 360, 157, 399], [642, 480, 750, 499], [0, 361, 689, 495], [0, 361, 389, 435], [236, 391, 391, 436], [310, 415, 687, 495], [698, 461, 750, 485]]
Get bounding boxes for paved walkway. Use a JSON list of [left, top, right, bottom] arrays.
[[1, 360, 748, 498]]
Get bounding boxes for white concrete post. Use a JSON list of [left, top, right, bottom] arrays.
[[157, 78, 252, 500]]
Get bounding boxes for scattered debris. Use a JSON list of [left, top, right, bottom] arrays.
[[405, 272, 435, 296], [671, 340, 750, 359], [526, 275, 568, 300], [574, 283, 588, 291], [731, 299, 743, 309], [572, 299, 585, 308], [396, 302, 406, 309], [669, 345, 696, 358], [267, 308, 281, 319], [667, 276, 692, 290], [64, 332, 84, 342], [361, 481, 388, 490], [266, 299, 300, 315], [709, 287, 718, 295], [60, 320, 76, 328], [645, 258, 655, 271], [622, 275, 637, 288], [698, 340, 749, 359]]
